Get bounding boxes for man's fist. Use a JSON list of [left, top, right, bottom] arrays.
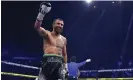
[[37, 2, 51, 21], [86, 59, 91, 62], [39, 2, 51, 14]]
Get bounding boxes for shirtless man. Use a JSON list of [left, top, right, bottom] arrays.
[[34, 2, 68, 80]]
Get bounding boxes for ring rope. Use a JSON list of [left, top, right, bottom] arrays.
[[2, 61, 133, 73], [1, 72, 133, 79], [1, 61, 39, 69], [80, 78, 133, 80], [80, 68, 133, 73], [1, 72, 38, 78]]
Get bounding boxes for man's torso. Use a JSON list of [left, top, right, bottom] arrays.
[[43, 32, 65, 55]]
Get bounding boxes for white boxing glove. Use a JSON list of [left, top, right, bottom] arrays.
[[64, 63, 68, 71], [62, 69, 66, 75], [37, 2, 51, 21], [62, 63, 69, 78], [40, 2, 51, 14], [62, 63, 68, 74]]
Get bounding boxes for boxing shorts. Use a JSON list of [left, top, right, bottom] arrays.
[[38, 54, 66, 80]]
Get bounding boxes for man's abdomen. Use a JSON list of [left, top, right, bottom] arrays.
[[44, 46, 62, 55]]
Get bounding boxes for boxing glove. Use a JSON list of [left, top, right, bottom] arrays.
[[37, 2, 51, 21]]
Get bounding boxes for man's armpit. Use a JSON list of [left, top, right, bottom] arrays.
[[38, 27, 48, 37]]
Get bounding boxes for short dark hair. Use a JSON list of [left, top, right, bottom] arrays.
[[52, 18, 64, 25]]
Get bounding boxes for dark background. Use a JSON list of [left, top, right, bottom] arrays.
[[1, 1, 133, 72]]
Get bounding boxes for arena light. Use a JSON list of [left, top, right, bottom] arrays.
[[86, 0, 92, 4], [112, 1, 114, 4], [93, 6, 96, 8]]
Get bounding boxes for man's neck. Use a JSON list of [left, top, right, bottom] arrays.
[[51, 31, 60, 37]]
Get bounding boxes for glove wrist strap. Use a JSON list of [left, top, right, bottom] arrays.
[[37, 12, 45, 21]]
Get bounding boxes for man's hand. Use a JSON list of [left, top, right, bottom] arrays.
[[63, 63, 69, 78], [39, 2, 51, 14], [85, 59, 91, 62], [64, 63, 68, 70], [37, 2, 51, 21], [34, 2, 51, 36]]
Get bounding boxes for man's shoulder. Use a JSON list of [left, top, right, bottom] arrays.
[[60, 35, 67, 40], [48, 31, 52, 34]]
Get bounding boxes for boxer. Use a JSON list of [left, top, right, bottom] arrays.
[[34, 2, 68, 80]]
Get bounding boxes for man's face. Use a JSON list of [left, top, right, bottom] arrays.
[[53, 20, 64, 34]]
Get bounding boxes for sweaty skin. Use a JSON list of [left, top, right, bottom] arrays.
[[43, 32, 66, 55], [34, 19, 67, 63]]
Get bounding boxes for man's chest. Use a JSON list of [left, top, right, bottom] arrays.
[[56, 38, 64, 48], [47, 34, 65, 48]]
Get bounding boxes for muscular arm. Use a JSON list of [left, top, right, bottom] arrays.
[[34, 20, 48, 37], [34, 2, 51, 37], [62, 38, 67, 64]]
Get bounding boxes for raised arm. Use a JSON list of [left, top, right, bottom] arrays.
[[34, 2, 51, 37]]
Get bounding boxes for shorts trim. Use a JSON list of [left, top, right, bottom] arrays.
[[43, 54, 63, 58]]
